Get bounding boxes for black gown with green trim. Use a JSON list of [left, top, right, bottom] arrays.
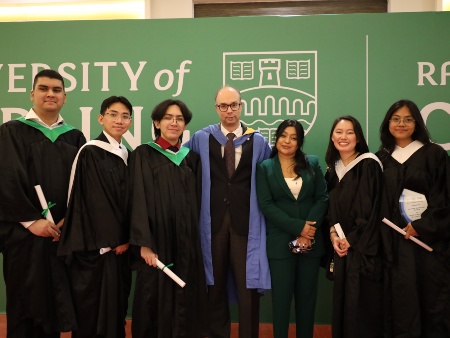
[[0, 119, 85, 334], [128, 143, 208, 338], [376, 143, 450, 338]]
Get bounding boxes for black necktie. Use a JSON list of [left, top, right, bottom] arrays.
[[224, 133, 236, 178], [168, 146, 179, 152]]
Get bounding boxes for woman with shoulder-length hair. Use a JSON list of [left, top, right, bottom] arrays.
[[376, 99, 450, 338], [325, 115, 383, 338], [256, 119, 328, 338]]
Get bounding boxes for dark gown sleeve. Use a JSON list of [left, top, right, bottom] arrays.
[[128, 146, 157, 251], [376, 149, 398, 265], [0, 123, 42, 222], [345, 160, 383, 257], [411, 146, 450, 248], [324, 167, 336, 227], [193, 152, 202, 217], [58, 146, 128, 255]]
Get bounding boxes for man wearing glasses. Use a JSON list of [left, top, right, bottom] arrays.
[[186, 86, 271, 338], [58, 96, 133, 338]]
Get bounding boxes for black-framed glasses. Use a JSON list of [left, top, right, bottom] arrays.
[[104, 112, 132, 122], [389, 117, 415, 125], [216, 102, 241, 112]]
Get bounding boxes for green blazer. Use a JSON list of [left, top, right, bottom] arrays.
[[256, 155, 329, 259]]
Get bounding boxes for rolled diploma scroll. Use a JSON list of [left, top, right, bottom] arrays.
[[100, 247, 112, 255], [382, 218, 433, 252], [334, 223, 346, 239], [156, 258, 186, 288], [34, 185, 54, 223]]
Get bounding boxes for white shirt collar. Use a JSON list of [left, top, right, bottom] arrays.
[[102, 131, 128, 163], [220, 124, 243, 138], [102, 131, 122, 150], [26, 108, 64, 129], [392, 140, 424, 164]]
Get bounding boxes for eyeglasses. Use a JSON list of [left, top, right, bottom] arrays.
[[216, 102, 241, 112], [389, 117, 415, 125], [162, 115, 185, 124], [104, 112, 132, 122]]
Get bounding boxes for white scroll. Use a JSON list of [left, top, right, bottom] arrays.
[[34, 185, 55, 223], [100, 247, 112, 255], [334, 223, 346, 239], [382, 218, 433, 252], [156, 258, 186, 288]]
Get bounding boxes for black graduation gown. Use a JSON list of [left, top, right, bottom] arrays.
[[326, 156, 383, 338], [376, 143, 450, 338], [0, 119, 85, 334], [128, 144, 208, 338], [58, 133, 132, 338]]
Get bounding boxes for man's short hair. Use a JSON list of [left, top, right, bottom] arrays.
[[33, 69, 65, 90], [100, 96, 133, 116]]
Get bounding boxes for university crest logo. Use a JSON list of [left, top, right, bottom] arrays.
[[223, 51, 317, 145]]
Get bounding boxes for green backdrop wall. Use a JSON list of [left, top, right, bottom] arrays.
[[0, 11, 449, 324]]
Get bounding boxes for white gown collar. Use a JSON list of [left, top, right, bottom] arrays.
[[392, 140, 424, 164], [335, 153, 383, 181]]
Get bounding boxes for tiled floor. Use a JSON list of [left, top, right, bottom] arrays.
[[0, 316, 332, 337]]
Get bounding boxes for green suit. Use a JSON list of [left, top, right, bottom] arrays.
[[256, 155, 328, 338]]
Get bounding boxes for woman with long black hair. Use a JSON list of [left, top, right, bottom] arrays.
[[256, 119, 328, 338], [325, 115, 383, 338]]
